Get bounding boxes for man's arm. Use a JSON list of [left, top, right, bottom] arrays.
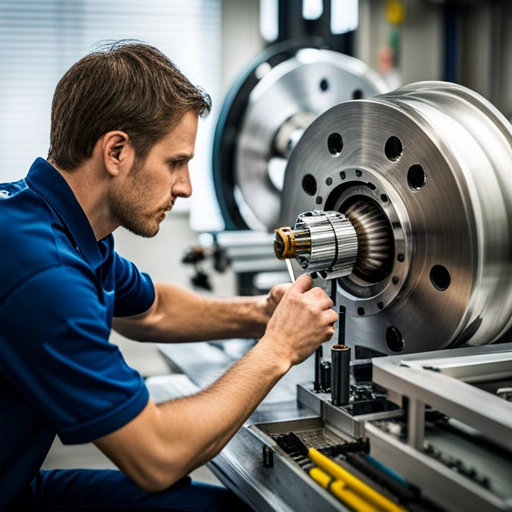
[[112, 280, 289, 342], [95, 275, 338, 492]]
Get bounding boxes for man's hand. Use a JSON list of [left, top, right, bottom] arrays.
[[254, 282, 291, 321], [259, 274, 338, 367]]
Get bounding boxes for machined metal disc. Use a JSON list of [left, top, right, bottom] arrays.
[[214, 44, 388, 231], [280, 81, 512, 354]]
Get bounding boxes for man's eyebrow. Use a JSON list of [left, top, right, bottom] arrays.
[[167, 152, 193, 161]]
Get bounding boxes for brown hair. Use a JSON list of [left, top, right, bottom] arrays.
[[48, 40, 211, 170]]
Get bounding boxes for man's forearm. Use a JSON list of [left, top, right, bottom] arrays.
[[95, 336, 290, 492], [157, 337, 289, 462], [113, 282, 270, 343]]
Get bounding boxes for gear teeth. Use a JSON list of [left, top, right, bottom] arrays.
[[344, 200, 393, 280]]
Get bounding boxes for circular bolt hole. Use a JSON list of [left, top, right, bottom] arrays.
[[326, 177, 333, 186], [430, 265, 451, 291], [352, 89, 363, 99], [357, 307, 365, 316], [327, 133, 343, 156], [340, 171, 346, 180], [408, 164, 427, 190], [397, 253, 404, 262], [316, 196, 323, 204], [310, 272, 318, 279], [380, 194, 388, 202], [385, 136, 403, 162], [392, 276, 399, 285], [377, 302, 384, 310], [302, 174, 317, 196], [320, 78, 329, 91], [356, 170, 362, 177], [386, 326, 405, 352]]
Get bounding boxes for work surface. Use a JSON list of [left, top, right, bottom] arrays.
[[158, 339, 315, 404]]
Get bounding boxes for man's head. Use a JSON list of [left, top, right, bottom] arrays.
[[108, 110, 198, 238], [47, 40, 211, 171]]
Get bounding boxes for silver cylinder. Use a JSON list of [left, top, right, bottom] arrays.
[[293, 211, 358, 279], [331, 344, 351, 406]]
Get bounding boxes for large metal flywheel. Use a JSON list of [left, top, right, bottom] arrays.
[[279, 82, 512, 354]]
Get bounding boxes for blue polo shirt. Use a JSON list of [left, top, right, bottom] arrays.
[[0, 158, 155, 510]]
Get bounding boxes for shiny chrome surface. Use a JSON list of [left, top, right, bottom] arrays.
[[344, 199, 393, 281], [234, 48, 389, 231], [280, 81, 512, 353], [278, 210, 358, 279]]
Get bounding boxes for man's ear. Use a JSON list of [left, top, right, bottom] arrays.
[[102, 131, 134, 176]]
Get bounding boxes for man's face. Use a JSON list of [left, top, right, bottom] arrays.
[[109, 111, 198, 238]]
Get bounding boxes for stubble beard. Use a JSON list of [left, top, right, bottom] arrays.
[[109, 162, 166, 239]]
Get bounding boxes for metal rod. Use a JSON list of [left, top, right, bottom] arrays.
[[285, 258, 295, 283], [331, 344, 351, 406], [338, 305, 346, 345], [314, 346, 323, 392], [407, 398, 425, 451]]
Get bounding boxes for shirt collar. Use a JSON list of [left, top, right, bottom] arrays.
[[26, 157, 106, 270]]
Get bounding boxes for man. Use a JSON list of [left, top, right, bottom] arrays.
[[0, 42, 338, 511]]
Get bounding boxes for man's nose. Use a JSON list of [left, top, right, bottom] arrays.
[[174, 168, 192, 198]]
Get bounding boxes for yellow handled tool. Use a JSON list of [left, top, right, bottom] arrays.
[[310, 466, 381, 512], [308, 448, 407, 512]]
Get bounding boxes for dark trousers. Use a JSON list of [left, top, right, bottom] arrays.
[[13, 469, 253, 511]]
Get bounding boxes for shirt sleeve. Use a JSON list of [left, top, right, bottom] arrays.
[[0, 265, 150, 444], [112, 251, 156, 317]]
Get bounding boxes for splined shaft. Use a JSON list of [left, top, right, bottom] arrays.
[[274, 211, 358, 280]]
